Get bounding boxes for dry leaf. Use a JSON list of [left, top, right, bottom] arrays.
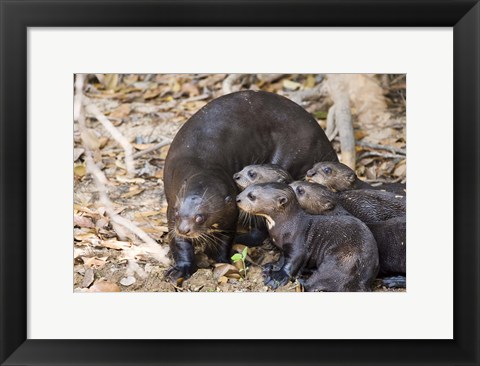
[[73, 148, 85, 162], [109, 103, 131, 118], [121, 186, 144, 198], [132, 143, 156, 151], [95, 217, 109, 229], [218, 276, 229, 284], [98, 137, 109, 149], [143, 88, 162, 100], [82, 129, 101, 150], [82, 256, 108, 269], [74, 164, 86, 177], [74, 215, 95, 228], [213, 263, 240, 280], [81, 268, 95, 288], [283, 79, 302, 90], [116, 176, 145, 184], [393, 161, 407, 177], [305, 74, 316, 89], [89, 279, 120, 292], [101, 239, 131, 250]]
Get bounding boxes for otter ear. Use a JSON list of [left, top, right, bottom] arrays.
[[324, 201, 335, 210], [225, 195, 233, 204], [278, 196, 288, 208]]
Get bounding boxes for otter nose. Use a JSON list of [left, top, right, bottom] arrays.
[[233, 173, 241, 180], [306, 169, 316, 177], [236, 197, 241, 203], [177, 222, 192, 235]]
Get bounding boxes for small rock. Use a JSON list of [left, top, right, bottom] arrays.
[[120, 276, 136, 286]]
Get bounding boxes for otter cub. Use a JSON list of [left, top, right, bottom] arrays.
[[291, 181, 406, 278], [233, 164, 293, 190], [291, 180, 406, 224], [289, 181, 351, 216], [234, 165, 405, 222], [236, 183, 379, 292], [307, 161, 406, 195]]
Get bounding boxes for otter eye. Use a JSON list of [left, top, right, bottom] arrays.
[[296, 186, 305, 195], [247, 192, 256, 201], [323, 167, 332, 175], [248, 170, 257, 179], [195, 214, 205, 224]]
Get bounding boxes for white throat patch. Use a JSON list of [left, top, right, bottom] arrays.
[[259, 214, 276, 229]]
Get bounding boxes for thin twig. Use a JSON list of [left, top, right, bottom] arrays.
[[75, 74, 170, 266], [132, 138, 173, 159], [357, 141, 406, 155], [85, 103, 136, 176], [357, 151, 405, 160], [285, 83, 327, 105]]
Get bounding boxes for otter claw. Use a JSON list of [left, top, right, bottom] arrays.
[[262, 262, 279, 274], [264, 269, 290, 289], [164, 266, 191, 284]]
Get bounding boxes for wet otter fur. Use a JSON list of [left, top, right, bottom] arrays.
[[289, 181, 406, 279], [307, 161, 406, 195], [236, 183, 379, 292], [163, 91, 338, 282], [234, 164, 293, 190]]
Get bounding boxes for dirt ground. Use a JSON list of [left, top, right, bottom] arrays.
[[73, 74, 406, 293]]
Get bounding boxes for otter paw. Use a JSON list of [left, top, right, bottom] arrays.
[[164, 265, 194, 285], [264, 269, 290, 289], [262, 262, 276, 274]]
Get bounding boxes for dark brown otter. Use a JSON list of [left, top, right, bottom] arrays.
[[236, 183, 379, 292], [289, 181, 351, 216], [367, 217, 406, 276], [163, 90, 338, 282], [307, 161, 406, 195], [232, 164, 405, 221], [289, 181, 406, 278], [234, 164, 293, 191]]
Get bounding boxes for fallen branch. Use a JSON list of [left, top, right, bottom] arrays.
[[75, 74, 170, 266], [85, 103, 136, 176], [285, 83, 327, 105], [357, 141, 406, 155], [365, 177, 405, 184], [223, 74, 246, 94], [132, 138, 173, 159], [326, 104, 338, 141], [357, 151, 405, 160], [327, 74, 356, 169]]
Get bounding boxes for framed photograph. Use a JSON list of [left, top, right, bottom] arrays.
[[1, 1, 479, 365]]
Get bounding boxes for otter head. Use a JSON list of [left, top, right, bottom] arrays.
[[235, 182, 297, 223], [305, 162, 356, 192], [289, 181, 336, 214], [173, 181, 235, 239], [233, 164, 293, 191]]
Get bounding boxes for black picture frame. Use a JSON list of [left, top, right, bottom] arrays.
[[1, 1, 479, 365]]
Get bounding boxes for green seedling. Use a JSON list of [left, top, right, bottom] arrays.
[[231, 247, 248, 278]]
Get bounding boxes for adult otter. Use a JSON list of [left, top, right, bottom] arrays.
[[163, 90, 337, 281], [307, 161, 406, 195], [236, 183, 379, 291]]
